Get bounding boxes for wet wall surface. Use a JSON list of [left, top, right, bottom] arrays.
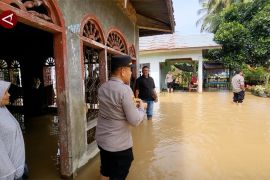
[[26, 92, 270, 180]]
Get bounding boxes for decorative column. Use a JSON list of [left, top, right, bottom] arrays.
[[99, 49, 107, 82], [198, 56, 203, 93]]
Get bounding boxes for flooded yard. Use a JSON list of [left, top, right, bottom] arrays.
[[128, 92, 270, 180], [76, 92, 270, 180], [25, 92, 270, 180]]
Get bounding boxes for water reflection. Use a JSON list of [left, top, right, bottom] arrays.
[[23, 115, 59, 179], [75, 92, 270, 180]]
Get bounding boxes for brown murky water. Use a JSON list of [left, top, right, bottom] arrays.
[[23, 92, 270, 179], [76, 92, 270, 180], [24, 115, 59, 179]]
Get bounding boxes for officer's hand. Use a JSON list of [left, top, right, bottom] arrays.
[[154, 98, 158, 103], [136, 99, 147, 109], [142, 102, 147, 109]]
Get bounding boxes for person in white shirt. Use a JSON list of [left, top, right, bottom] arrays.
[[165, 71, 174, 93], [231, 69, 245, 104]]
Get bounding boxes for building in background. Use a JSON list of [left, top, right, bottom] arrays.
[[139, 33, 221, 92]]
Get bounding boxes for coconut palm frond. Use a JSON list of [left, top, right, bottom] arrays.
[[198, 0, 208, 4], [207, 0, 219, 10], [197, 0, 243, 33], [196, 13, 207, 27], [197, 8, 208, 15], [201, 14, 215, 32]]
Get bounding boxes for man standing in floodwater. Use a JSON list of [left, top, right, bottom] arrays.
[[135, 66, 158, 120], [231, 69, 245, 104]]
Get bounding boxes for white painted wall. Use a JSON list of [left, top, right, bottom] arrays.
[[139, 49, 203, 92]]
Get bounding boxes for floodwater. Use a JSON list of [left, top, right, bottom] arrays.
[[76, 92, 270, 180], [23, 92, 270, 180], [24, 115, 59, 179]]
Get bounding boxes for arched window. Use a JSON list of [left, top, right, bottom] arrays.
[[129, 45, 136, 59], [106, 31, 128, 54], [84, 47, 100, 121], [82, 19, 105, 44], [10, 60, 22, 87], [44, 57, 56, 86], [5, 0, 55, 23], [0, 59, 9, 81], [43, 57, 56, 107], [84, 46, 100, 145], [106, 30, 128, 79], [81, 16, 105, 146], [9, 60, 23, 106]]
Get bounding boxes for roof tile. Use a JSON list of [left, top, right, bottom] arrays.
[[139, 33, 220, 51]]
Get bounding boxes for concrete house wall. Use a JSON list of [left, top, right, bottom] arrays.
[[57, 0, 139, 173], [139, 49, 203, 92], [0, 0, 174, 177]]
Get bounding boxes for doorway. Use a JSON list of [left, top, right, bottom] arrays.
[[0, 23, 60, 178]]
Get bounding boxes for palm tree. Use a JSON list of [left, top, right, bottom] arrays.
[[197, 0, 251, 32]]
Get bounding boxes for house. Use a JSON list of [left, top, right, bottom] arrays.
[[139, 33, 221, 92], [0, 0, 174, 177]]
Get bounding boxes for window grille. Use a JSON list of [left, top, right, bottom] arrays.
[[84, 47, 100, 123]]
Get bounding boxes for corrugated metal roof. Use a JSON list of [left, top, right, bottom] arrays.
[[139, 33, 221, 51]]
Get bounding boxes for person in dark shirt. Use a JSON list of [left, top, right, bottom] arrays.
[[135, 66, 158, 120]]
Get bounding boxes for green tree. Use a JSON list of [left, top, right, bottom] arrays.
[[205, 0, 270, 68]]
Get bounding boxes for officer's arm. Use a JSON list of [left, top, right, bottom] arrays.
[[122, 88, 145, 126], [134, 79, 139, 98], [135, 90, 139, 98]]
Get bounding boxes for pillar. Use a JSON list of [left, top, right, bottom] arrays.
[[198, 57, 203, 93]]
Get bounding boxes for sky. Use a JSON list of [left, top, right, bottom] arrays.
[[172, 0, 202, 35]]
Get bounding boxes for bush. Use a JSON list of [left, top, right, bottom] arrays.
[[251, 85, 270, 97], [265, 85, 270, 97], [242, 65, 270, 86]]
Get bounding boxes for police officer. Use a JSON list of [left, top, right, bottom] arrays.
[[95, 55, 145, 180]]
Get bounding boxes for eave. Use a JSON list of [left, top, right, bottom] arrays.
[[115, 0, 175, 37]]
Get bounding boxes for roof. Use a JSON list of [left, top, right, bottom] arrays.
[[115, 0, 175, 37], [130, 0, 175, 36], [139, 33, 221, 51], [203, 62, 225, 69]]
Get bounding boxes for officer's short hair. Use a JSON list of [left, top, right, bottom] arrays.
[[111, 55, 132, 73]]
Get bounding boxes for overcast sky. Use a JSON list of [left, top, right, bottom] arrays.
[[172, 0, 202, 35]]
